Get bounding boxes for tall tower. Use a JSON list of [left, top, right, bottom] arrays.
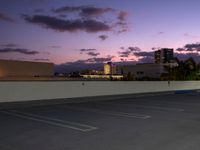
[[155, 48, 174, 64]]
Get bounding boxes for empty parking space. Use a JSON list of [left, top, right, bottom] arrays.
[[96, 101, 185, 112], [60, 104, 151, 119], [1, 110, 98, 132], [1, 93, 200, 150]]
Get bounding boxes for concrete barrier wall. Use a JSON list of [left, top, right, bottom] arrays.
[[0, 81, 200, 103]]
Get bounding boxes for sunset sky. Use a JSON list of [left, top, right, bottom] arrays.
[[1, 0, 200, 71]]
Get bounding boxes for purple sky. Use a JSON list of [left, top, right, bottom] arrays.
[[1, 0, 200, 68]]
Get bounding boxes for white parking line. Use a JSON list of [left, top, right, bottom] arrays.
[[61, 105, 151, 119], [98, 102, 184, 112], [135, 105, 184, 112], [1, 110, 98, 132]]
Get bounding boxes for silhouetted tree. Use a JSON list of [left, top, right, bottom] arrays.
[[162, 57, 200, 80]]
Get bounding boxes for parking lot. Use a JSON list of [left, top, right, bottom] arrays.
[[1, 93, 200, 150]]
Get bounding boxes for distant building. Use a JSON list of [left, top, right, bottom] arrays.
[[82, 74, 123, 80], [104, 62, 114, 75], [84, 70, 104, 75], [155, 48, 174, 64], [116, 63, 166, 79], [103, 48, 177, 79], [0, 59, 54, 78]]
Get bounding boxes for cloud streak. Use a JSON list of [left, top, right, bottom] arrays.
[[23, 15, 112, 33], [118, 46, 141, 57], [134, 51, 154, 57], [80, 48, 96, 52], [0, 43, 17, 48], [87, 52, 100, 56], [0, 12, 13, 22], [176, 43, 200, 52], [53, 6, 115, 18], [79, 48, 100, 56], [23, 5, 129, 34], [175, 52, 200, 62], [0, 48, 39, 55], [98, 35, 108, 41]]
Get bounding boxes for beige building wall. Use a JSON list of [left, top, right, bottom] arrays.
[[0, 59, 54, 77], [104, 63, 111, 75], [117, 64, 166, 78]]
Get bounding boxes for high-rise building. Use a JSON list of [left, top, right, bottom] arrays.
[[155, 48, 174, 64]]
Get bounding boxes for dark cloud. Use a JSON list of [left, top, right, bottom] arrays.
[[80, 48, 100, 56], [134, 51, 154, 57], [115, 21, 129, 34], [185, 43, 200, 51], [118, 47, 154, 64], [53, 6, 114, 18], [0, 12, 13, 22], [128, 47, 141, 52], [53, 6, 81, 13], [116, 22, 127, 26], [115, 11, 129, 34], [24, 5, 129, 34], [175, 52, 200, 62], [0, 43, 17, 48], [87, 52, 100, 56], [176, 48, 185, 52], [118, 46, 141, 57], [80, 7, 114, 18], [80, 48, 96, 52], [59, 14, 67, 18], [23, 15, 112, 33], [0, 48, 39, 55], [98, 35, 108, 41], [118, 50, 132, 57], [118, 11, 128, 21], [176, 43, 200, 52]]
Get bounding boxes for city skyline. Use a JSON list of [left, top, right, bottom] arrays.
[[1, 0, 200, 69]]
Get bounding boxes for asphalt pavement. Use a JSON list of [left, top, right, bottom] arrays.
[[1, 93, 200, 150]]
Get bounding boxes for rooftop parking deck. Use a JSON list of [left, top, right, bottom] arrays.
[[1, 93, 200, 150]]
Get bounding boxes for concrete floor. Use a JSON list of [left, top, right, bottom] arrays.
[[1, 93, 200, 150]]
